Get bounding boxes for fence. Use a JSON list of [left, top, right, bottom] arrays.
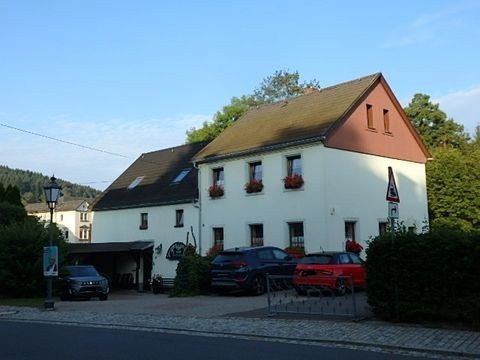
[[266, 274, 370, 319]]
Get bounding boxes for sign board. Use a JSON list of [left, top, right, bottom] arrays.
[[43, 246, 58, 277], [386, 166, 400, 203], [388, 202, 399, 219]]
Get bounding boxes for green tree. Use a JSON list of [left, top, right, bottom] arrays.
[[186, 69, 320, 143], [404, 93, 469, 150], [426, 147, 480, 231]]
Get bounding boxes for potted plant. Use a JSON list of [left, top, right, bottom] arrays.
[[208, 184, 224, 198], [283, 174, 304, 189], [150, 274, 163, 294], [245, 179, 264, 193], [345, 239, 363, 255]]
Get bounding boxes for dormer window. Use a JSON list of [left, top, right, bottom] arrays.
[[128, 176, 144, 190]]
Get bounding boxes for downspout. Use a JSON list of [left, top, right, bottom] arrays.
[[193, 160, 202, 255]]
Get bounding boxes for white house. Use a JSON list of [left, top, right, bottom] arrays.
[[89, 142, 207, 289], [27, 199, 92, 243], [192, 73, 431, 255]]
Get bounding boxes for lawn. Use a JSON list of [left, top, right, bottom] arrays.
[[0, 297, 45, 308]]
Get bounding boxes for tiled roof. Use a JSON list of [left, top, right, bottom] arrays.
[[194, 73, 381, 162], [26, 199, 88, 213], [92, 142, 209, 211]]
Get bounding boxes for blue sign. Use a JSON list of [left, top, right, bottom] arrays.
[[43, 246, 58, 277]]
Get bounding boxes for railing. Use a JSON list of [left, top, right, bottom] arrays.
[[266, 274, 369, 319]]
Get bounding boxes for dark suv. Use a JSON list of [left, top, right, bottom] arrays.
[[60, 265, 109, 301], [210, 246, 297, 295]]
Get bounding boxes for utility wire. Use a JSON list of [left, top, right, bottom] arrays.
[[0, 122, 129, 158]]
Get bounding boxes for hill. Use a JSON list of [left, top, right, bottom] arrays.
[[0, 165, 102, 204]]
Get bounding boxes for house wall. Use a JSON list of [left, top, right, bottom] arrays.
[[91, 203, 199, 279], [198, 144, 428, 255]]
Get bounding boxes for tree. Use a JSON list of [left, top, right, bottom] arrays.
[[253, 69, 320, 103], [426, 147, 480, 231], [186, 70, 320, 143], [404, 93, 469, 150]]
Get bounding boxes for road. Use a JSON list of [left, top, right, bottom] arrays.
[[0, 320, 434, 360]]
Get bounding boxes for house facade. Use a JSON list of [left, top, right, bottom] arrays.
[[193, 73, 431, 256], [27, 199, 92, 243], [90, 142, 207, 287]]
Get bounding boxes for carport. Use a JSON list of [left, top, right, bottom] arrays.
[[66, 241, 154, 292]]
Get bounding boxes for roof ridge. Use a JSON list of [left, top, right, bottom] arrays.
[[141, 141, 209, 157]]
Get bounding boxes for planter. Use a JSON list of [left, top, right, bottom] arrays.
[[245, 179, 264, 193], [283, 174, 304, 189], [208, 184, 224, 198]]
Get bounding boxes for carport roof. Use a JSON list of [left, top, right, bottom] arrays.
[[68, 241, 154, 254]]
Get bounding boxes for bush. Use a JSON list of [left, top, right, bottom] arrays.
[[366, 228, 480, 327], [171, 255, 212, 297]]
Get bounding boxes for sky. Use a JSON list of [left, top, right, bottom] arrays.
[[1, 0, 479, 190]]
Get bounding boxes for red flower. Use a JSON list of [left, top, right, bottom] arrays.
[[208, 184, 224, 198], [283, 174, 304, 189], [245, 179, 264, 193]]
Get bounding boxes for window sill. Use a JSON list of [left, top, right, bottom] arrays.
[[245, 191, 264, 196], [139, 226, 148, 230], [174, 224, 184, 228]]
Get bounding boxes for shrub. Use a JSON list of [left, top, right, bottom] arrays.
[[366, 228, 480, 327], [171, 255, 212, 297]]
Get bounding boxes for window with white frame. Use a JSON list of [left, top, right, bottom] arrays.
[[286, 155, 302, 176], [79, 227, 89, 240], [213, 227, 224, 249], [288, 222, 304, 248], [140, 213, 148, 230], [80, 212, 88, 222], [175, 209, 184, 227], [212, 167, 224, 187], [345, 221, 356, 241], [250, 224, 264, 247]]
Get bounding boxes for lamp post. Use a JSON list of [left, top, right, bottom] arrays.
[[44, 175, 62, 309]]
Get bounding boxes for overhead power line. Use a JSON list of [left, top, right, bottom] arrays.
[[0, 122, 129, 158]]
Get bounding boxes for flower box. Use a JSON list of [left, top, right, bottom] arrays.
[[208, 184, 224, 198], [245, 179, 264, 193], [283, 174, 304, 189]]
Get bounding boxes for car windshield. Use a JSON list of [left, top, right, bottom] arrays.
[[67, 266, 99, 277], [212, 252, 245, 263], [300, 254, 333, 264]]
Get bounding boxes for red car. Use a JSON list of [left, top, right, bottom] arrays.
[[292, 251, 366, 295]]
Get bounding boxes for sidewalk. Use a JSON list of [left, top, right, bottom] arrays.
[[1, 293, 479, 359]]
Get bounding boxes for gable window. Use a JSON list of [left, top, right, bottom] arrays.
[[288, 222, 304, 248], [383, 109, 391, 133], [80, 212, 88, 222], [140, 213, 148, 230], [174, 209, 184, 227], [250, 224, 264, 247], [366, 104, 374, 129], [213, 227, 224, 249], [345, 221, 356, 241]]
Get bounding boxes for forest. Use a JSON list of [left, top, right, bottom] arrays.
[[0, 165, 101, 204]]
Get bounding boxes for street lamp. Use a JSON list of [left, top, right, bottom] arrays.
[[44, 175, 62, 309]]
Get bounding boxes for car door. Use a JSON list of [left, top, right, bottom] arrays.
[[348, 253, 366, 287]]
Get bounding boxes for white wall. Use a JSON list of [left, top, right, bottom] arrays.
[[91, 203, 200, 279], [198, 143, 428, 255]]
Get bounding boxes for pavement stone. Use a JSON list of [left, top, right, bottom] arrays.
[[0, 292, 478, 359]]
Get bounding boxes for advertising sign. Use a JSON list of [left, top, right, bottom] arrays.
[[43, 246, 58, 277]]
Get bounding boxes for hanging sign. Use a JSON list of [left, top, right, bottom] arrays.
[[386, 166, 400, 203]]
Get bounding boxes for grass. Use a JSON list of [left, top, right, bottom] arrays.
[[0, 297, 45, 308]]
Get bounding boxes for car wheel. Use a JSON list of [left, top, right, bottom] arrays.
[[99, 294, 108, 301], [335, 278, 346, 296], [249, 274, 266, 296]]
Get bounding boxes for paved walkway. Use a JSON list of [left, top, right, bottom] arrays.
[[0, 292, 479, 359]]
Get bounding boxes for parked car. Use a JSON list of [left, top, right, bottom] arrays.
[[210, 246, 297, 295], [293, 251, 365, 296], [60, 265, 109, 301]]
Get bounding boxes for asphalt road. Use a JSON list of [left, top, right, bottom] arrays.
[[0, 320, 434, 360]]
